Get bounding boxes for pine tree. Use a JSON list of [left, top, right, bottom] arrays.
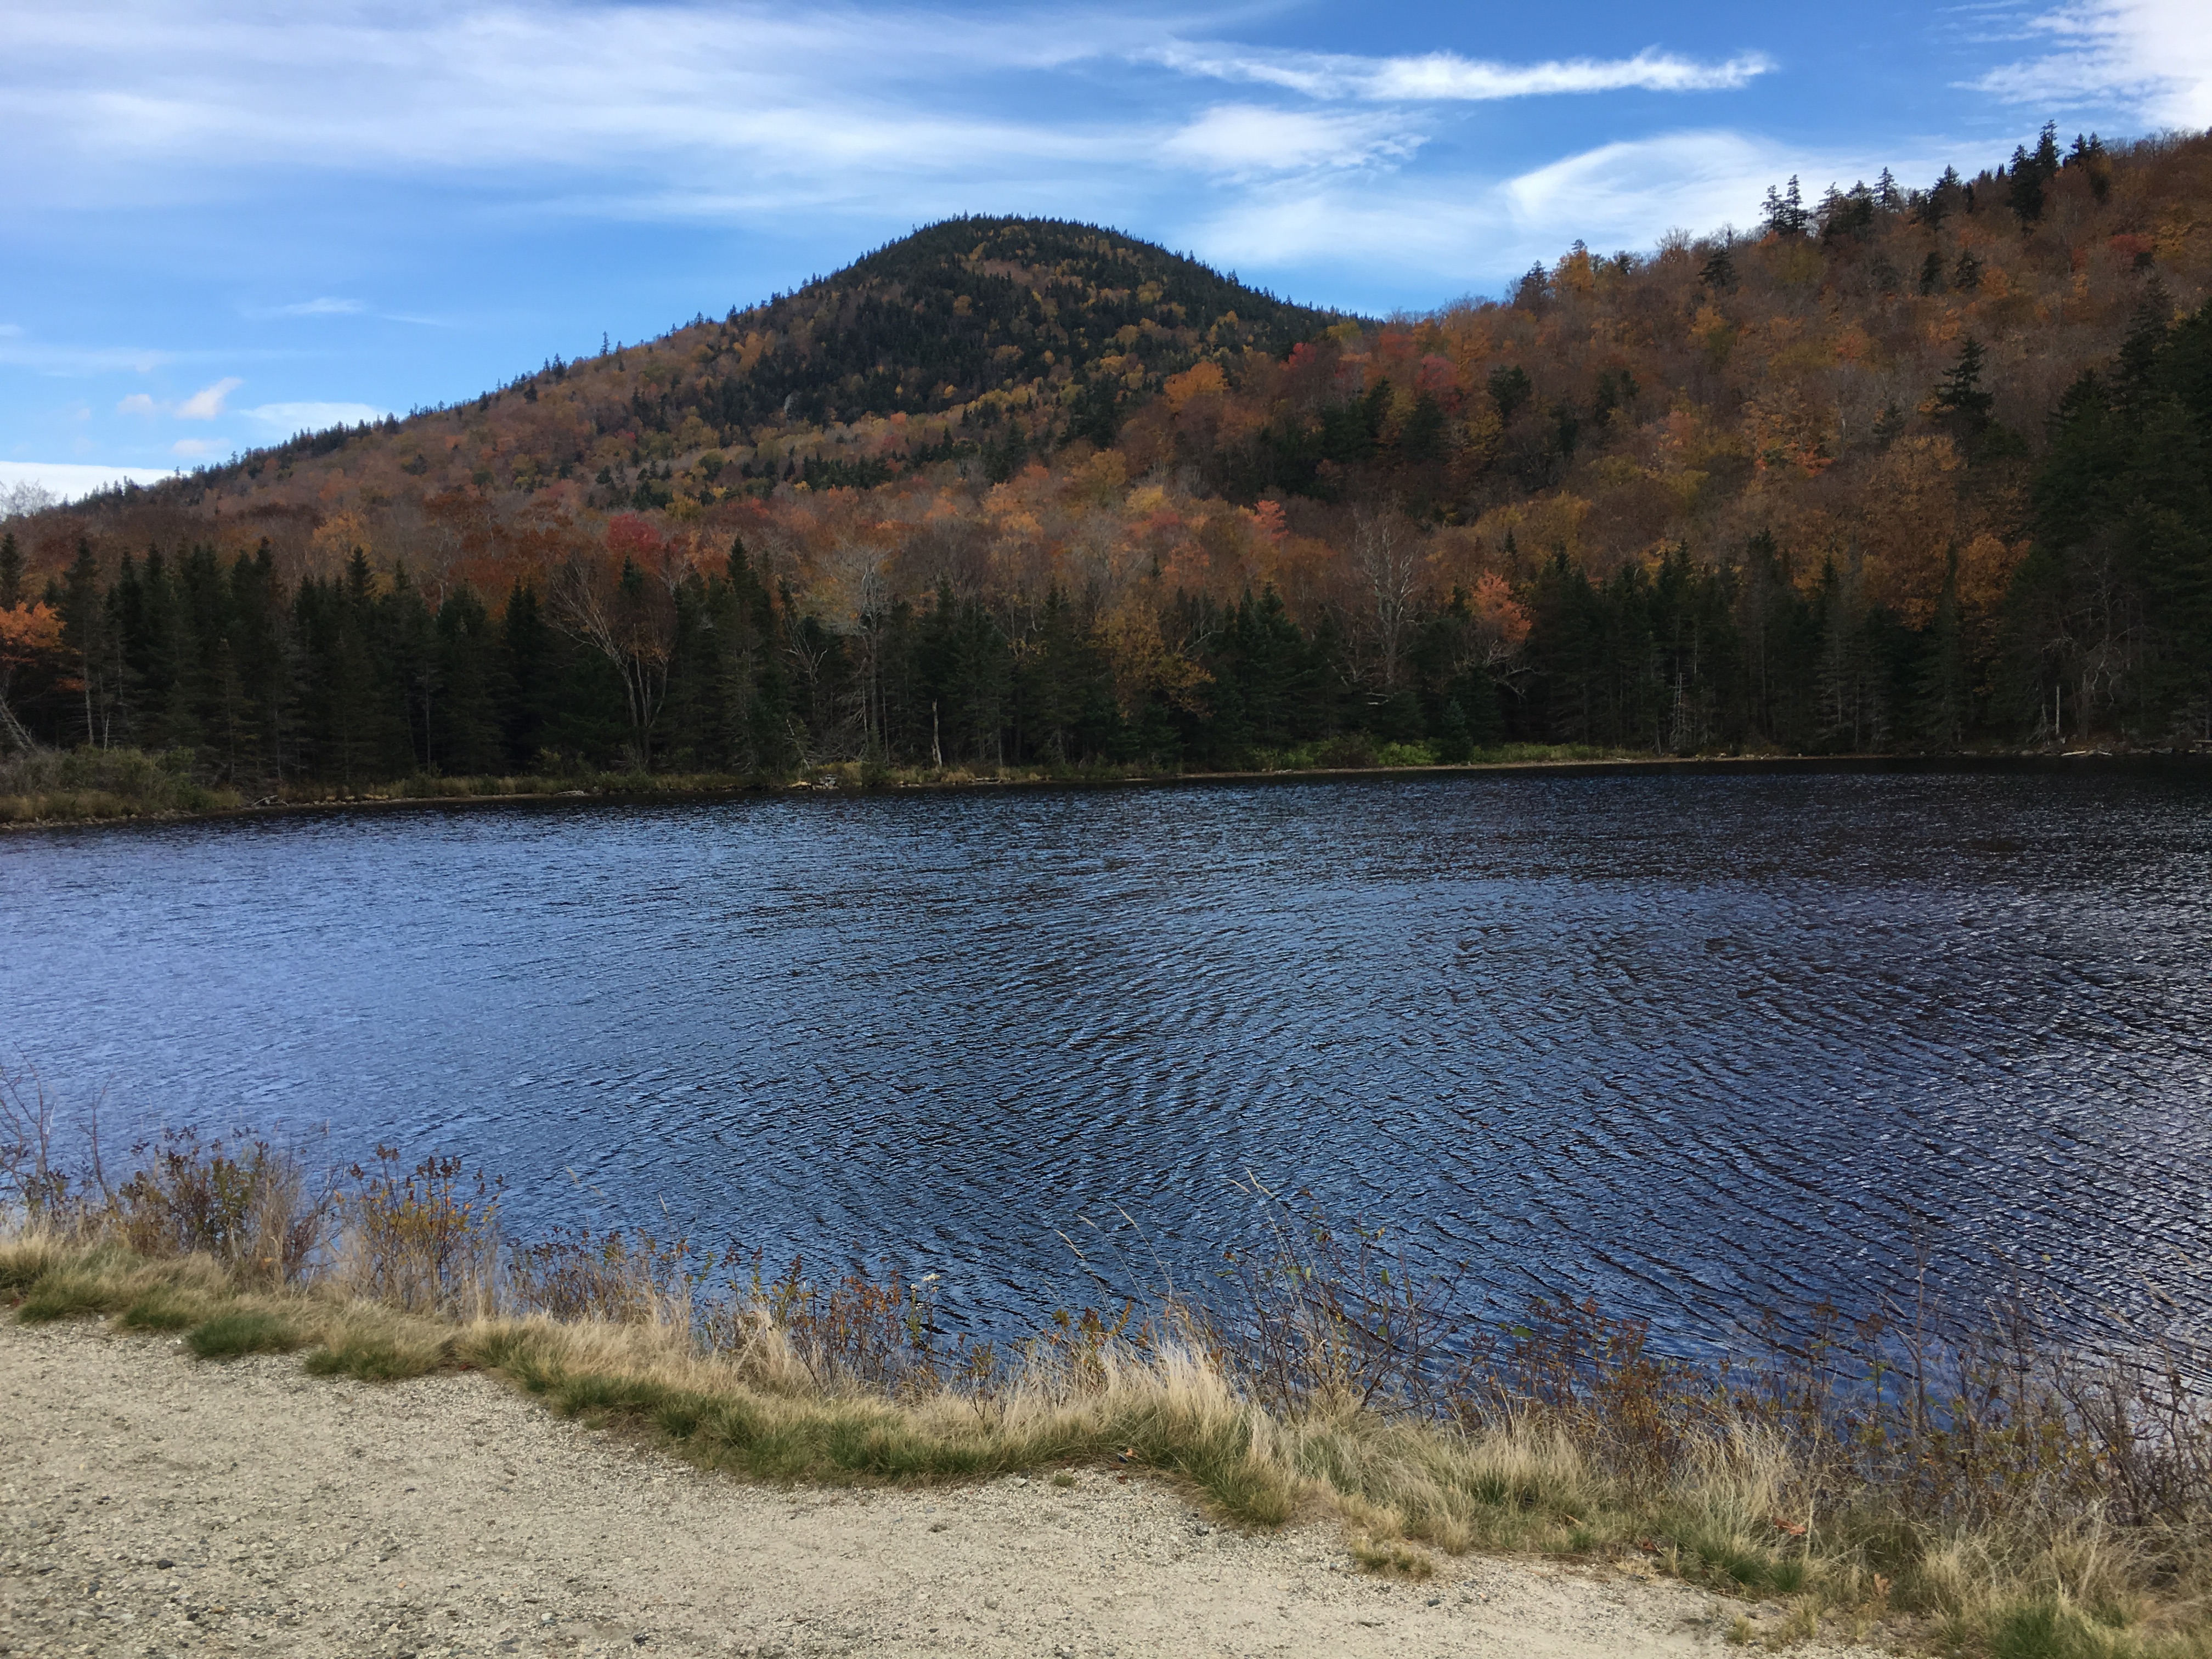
[[1486, 365, 1533, 423], [1917, 546, 1968, 748], [433, 586, 503, 774], [1935, 337, 1996, 436], [500, 579, 552, 769], [228, 542, 287, 783], [58, 541, 114, 748], [2007, 144, 2047, 223], [1762, 176, 1809, 237]]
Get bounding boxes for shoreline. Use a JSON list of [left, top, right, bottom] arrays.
[[3, 1116, 2202, 1657], [7, 747, 2206, 835], [2, 1316, 1813, 1659]]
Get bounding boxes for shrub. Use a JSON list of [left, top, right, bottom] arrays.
[[340, 1147, 503, 1316]]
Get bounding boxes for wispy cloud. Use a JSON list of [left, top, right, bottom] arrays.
[[0, 2, 1779, 227], [242, 399, 390, 431], [1164, 105, 1426, 179], [117, 391, 160, 415], [1150, 43, 1773, 103], [176, 376, 242, 419], [277, 296, 365, 316], [0, 1, 1148, 200], [1189, 129, 1891, 299], [1969, 0, 2212, 125], [0, 335, 174, 374], [171, 437, 225, 456]]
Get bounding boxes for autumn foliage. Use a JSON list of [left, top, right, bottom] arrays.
[[5, 128, 2210, 776]]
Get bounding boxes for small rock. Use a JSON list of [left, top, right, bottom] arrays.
[[155, 1559, 174, 1570]]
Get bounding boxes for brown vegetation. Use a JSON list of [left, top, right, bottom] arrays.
[[3, 128, 2208, 776], [5, 1077, 2210, 1657]]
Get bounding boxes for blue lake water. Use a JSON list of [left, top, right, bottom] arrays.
[[4, 768, 2209, 1349]]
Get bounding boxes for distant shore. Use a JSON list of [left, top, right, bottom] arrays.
[[4, 743, 2206, 832]]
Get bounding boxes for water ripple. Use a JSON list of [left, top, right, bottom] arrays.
[[3, 770, 2209, 1350]]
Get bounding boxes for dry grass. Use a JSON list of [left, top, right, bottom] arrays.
[[4, 1092, 2210, 1658]]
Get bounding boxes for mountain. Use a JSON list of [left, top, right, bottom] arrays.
[[95, 216, 1341, 519], [4, 128, 2210, 785]]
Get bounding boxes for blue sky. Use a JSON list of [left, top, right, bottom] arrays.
[[1, 0, 2205, 492]]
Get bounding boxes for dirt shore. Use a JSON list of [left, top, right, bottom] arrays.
[[1, 1318, 1874, 1658]]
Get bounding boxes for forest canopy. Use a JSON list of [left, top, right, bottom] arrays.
[[3, 129, 2209, 787]]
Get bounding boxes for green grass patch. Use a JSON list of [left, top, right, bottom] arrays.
[[187, 1310, 303, 1359], [117, 1284, 212, 1332], [15, 1266, 127, 1323], [302, 1329, 447, 1381]]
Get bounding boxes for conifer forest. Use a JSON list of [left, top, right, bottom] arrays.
[[3, 126, 2209, 788]]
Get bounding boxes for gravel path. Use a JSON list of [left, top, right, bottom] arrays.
[[0, 1318, 1863, 1658]]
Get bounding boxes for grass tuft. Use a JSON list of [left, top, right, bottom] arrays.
[[1347, 1533, 1437, 1579], [12, 1115, 2212, 1657], [187, 1310, 303, 1359], [302, 1324, 448, 1381], [117, 1285, 212, 1332]]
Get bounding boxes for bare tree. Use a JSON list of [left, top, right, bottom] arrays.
[[824, 538, 892, 756], [1352, 506, 1424, 691], [551, 554, 678, 767], [0, 479, 58, 520]]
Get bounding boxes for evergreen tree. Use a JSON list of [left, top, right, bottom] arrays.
[[1762, 176, 1809, 237], [228, 542, 288, 782], [433, 586, 503, 774], [1917, 546, 1969, 748], [1934, 337, 1995, 437], [58, 540, 115, 748]]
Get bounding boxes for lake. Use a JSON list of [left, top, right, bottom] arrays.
[[5, 765, 2209, 1351]]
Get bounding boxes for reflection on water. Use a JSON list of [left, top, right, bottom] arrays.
[[5, 769, 2209, 1348]]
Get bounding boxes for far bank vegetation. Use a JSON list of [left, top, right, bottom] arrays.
[[2, 127, 2210, 827]]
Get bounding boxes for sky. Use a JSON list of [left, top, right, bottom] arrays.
[[1, 0, 2207, 494]]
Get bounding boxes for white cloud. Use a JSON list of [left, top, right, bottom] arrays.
[[0, 459, 179, 502], [0, 3, 1778, 226], [0, 1, 1148, 202], [1191, 130, 1892, 297], [117, 391, 159, 415], [1153, 43, 1773, 103], [171, 437, 224, 456], [1970, 0, 2212, 125], [278, 296, 365, 315], [1504, 132, 1791, 250], [176, 375, 241, 419], [1164, 105, 1425, 178], [241, 399, 391, 431], [0, 334, 174, 374]]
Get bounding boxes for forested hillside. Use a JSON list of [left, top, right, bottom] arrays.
[[3, 128, 2209, 789]]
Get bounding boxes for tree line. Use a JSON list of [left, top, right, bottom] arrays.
[[3, 288, 2208, 781]]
